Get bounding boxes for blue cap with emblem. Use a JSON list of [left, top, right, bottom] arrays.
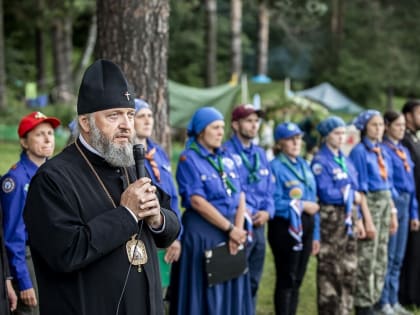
[[274, 122, 303, 142]]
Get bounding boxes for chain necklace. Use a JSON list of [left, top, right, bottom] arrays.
[[75, 141, 147, 271], [75, 141, 129, 208]]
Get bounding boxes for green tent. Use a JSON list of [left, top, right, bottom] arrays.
[[169, 80, 240, 128], [295, 82, 363, 114]]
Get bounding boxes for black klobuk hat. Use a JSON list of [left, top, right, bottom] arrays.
[[77, 59, 135, 115]]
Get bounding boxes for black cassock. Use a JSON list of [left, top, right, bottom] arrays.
[[24, 139, 180, 315], [399, 129, 420, 306]]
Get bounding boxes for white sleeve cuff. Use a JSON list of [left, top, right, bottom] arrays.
[[123, 206, 139, 223], [148, 210, 166, 233]]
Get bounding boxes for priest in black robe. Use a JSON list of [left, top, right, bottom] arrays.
[[399, 99, 420, 306], [23, 59, 180, 315]]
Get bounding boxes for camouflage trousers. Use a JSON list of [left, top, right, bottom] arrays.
[[317, 204, 357, 315], [355, 190, 392, 307]]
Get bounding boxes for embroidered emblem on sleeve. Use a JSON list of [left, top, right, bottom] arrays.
[[312, 163, 323, 175], [2, 178, 15, 193]]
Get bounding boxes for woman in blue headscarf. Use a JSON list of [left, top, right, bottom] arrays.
[[349, 110, 398, 315], [169, 107, 252, 315]]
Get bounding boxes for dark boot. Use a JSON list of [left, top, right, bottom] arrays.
[[275, 290, 292, 315], [355, 306, 374, 315], [289, 289, 299, 315]]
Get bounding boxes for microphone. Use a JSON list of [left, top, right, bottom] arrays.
[[133, 144, 146, 179]]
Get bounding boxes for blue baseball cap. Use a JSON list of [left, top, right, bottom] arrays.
[[274, 122, 303, 141]]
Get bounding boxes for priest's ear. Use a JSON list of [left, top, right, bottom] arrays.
[[78, 115, 91, 133]]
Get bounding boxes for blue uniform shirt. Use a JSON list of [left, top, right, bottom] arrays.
[[311, 144, 359, 205], [349, 137, 392, 193], [0, 152, 36, 290], [224, 135, 274, 217], [382, 137, 418, 220], [176, 142, 242, 220], [145, 138, 183, 238], [270, 154, 320, 241]]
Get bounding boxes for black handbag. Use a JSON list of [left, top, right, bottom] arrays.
[[204, 242, 248, 286]]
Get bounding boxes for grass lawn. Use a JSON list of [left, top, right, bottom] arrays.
[[257, 245, 420, 315], [257, 245, 317, 315], [0, 141, 22, 175]]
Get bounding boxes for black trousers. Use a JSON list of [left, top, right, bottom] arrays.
[[268, 213, 314, 315]]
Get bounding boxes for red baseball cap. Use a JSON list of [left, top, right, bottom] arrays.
[[231, 104, 264, 121], [18, 111, 61, 138]]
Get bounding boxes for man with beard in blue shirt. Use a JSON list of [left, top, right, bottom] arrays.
[[224, 104, 274, 312]]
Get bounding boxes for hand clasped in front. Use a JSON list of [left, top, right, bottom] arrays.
[[120, 177, 162, 228]]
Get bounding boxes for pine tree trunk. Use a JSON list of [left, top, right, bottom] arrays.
[[51, 16, 74, 102], [257, 0, 269, 76], [96, 0, 171, 152], [330, 0, 344, 68], [205, 0, 217, 87], [230, 0, 242, 79], [73, 14, 97, 86], [35, 0, 46, 92], [386, 86, 394, 110], [0, 0, 6, 110]]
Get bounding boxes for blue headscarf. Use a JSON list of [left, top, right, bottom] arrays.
[[186, 107, 224, 146], [317, 116, 346, 137], [353, 110, 381, 131], [135, 98, 151, 112]]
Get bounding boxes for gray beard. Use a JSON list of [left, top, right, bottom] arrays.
[[88, 117, 135, 167]]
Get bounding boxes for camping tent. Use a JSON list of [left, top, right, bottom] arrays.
[[295, 82, 363, 114], [169, 80, 240, 128]]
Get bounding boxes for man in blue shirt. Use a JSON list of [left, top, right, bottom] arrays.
[[224, 104, 274, 311]]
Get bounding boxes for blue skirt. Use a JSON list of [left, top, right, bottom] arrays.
[[169, 210, 253, 315]]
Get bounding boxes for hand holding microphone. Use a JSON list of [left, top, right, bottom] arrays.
[[120, 144, 162, 227]]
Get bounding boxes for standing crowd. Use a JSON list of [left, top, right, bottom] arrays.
[[1, 59, 420, 315]]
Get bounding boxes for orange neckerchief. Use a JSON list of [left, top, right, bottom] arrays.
[[371, 146, 388, 180], [145, 147, 161, 182]]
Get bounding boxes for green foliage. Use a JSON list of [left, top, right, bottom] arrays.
[[311, 0, 420, 107]]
